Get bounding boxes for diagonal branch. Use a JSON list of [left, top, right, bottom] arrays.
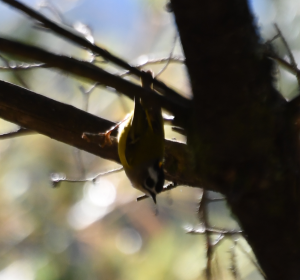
[[0, 37, 190, 117], [0, 80, 206, 190], [0, 0, 187, 105]]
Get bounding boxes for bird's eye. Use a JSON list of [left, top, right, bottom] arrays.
[[145, 176, 155, 189]]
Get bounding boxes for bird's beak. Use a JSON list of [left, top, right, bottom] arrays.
[[150, 193, 157, 204]]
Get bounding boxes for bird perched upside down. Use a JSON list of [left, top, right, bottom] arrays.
[[117, 94, 165, 203], [118, 71, 165, 203], [85, 71, 165, 203]]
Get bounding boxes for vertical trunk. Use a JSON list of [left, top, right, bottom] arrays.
[[170, 0, 300, 278]]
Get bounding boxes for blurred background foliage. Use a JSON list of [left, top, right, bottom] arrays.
[[0, 0, 297, 279]]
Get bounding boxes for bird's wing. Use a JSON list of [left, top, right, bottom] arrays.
[[127, 97, 148, 144]]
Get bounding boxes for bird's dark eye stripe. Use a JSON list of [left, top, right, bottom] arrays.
[[145, 177, 155, 189]]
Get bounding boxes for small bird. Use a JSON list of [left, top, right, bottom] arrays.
[[117, 93, 165, 203], [83, 71, 165, 203], [117, 71, 164, 203]]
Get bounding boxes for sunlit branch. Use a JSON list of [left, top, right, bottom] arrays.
[[0, 62, 46, 71], [0, 0, 187, 105], [186, 226, 242, 236]]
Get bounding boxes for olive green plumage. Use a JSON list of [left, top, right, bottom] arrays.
[[118, 97, 165, 203]]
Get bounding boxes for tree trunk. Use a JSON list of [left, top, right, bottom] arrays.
[[171, 0, 300, 279]]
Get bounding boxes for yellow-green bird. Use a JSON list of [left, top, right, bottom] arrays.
[[118, 95, 165, 203]]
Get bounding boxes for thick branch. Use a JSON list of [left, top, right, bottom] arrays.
[[0, 37, 189, 117], [0, 0, 188, 105], [0, 80, 204, 189]]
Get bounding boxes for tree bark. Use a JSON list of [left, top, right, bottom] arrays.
[[171, 0, 300, 279]]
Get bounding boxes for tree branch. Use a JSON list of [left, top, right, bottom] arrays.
[[0, 80, 205, 189], [0, 37, 189, 118], [0, 0, 188, 105]]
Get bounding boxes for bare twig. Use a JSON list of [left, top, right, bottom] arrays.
[[38, 0, 67, 25], [273, 24, 300, 86], [236, 241, 266, 279], [0, 37, 188, 116], [195, 191, 242, 280], [0, 80, 206, 189], [117, 55, 185, 78], [155, 33, 178, 78], [274, 24, 297, 69], [135, 55, 185, 68], [0, 62, 46, 71], [0, 127, 35, 139], [211, 234, 225, 246], [79, 83, 99, 112], [187, 227, 242, 235], [0, 0, 187, 105], [51, 166, 123, 187], [268, 53, 298, 76], [0, 54, 29, 88]]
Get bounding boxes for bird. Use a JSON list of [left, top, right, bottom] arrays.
[[117, 92, 165, 203], [83, 71, 165, 203]]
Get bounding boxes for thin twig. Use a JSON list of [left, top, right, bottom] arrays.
[[211, 234, 225, 246], [0, 0, 187, 105], [236, 241, 266, 279], [117, 56, 185, 78], [0, 54, 29, 88], [274, 24, 297, 69], [79, 83, 99, 112], [0, 79, 205, 189], [274, 24, 300, 86], [268, 53, 299, 76], [0, 37, 188, 116], [0, 127, 35, 139], [50, 166, 123, 187], [38, 0, 67, 25], [155, 33, 178, 78], [0, 62, 46, 71], [186, 227, 242, 235]]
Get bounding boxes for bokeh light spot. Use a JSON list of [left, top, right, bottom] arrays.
[[85, 179, 116, 207], [115, 227, 142, 255]]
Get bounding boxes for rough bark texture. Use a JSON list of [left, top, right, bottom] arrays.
[[171, 0, 300, 279]]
